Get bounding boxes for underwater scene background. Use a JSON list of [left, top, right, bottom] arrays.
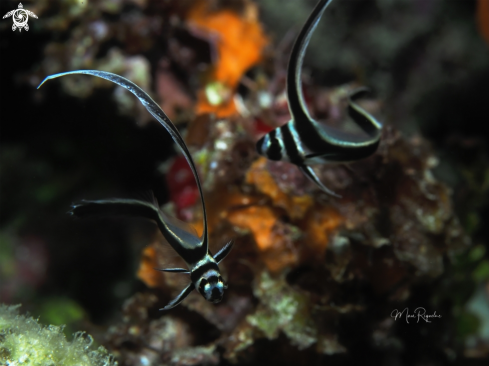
[[1, 0, 488, 365]]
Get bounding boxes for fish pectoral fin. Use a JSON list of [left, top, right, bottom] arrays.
[[160, 283, 195, 311], [154, 267, 190, 274], [213, 239, 234, 264], [299, 165, 342, 198]]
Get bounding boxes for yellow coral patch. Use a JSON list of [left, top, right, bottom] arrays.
[[195, 89, 239, 118], [137, 246, 163, 288], [227, 206, 276, 251], [246, 157, 313, 220], [191, 186, 263, 237], [303, 206, 344, 255], [227, 206, 298, 272], [187, 0, 268, 117]]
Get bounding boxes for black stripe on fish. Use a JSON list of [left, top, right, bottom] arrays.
[[190, 260, 220, 284], [280, 123, 304, 165], [266, 130, 283, 161]]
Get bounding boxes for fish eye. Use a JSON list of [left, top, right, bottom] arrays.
[[257, 135, 273, 157], [217, 276, 228, 290], [258, 131, 282, 161], [199, 278, 209, 292]]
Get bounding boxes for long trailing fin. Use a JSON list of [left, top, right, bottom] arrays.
[[70, 199, 161, 219], [286, 0, 383, 150], [299, 165, 342, 198], [299, 86, 383, 150], [287, 0, 332, 123], [160, 282, 194, 311], [70, 199, 201, 261], [347, 87, 383, 139], [154, 267, 190, 274], [38, 70, 209, 253], [213, 240, 234, 264]]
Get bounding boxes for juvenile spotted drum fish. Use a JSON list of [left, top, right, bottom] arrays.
[[256, 0, 383, 197], [38, 70, 233, 310]]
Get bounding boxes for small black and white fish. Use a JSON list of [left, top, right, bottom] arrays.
[[38, 70, 234, 310], [256, 0, 383, 197]]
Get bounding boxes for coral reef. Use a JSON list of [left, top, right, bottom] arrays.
[[133, 101, 471, 362], [1, 0, 489, 365]]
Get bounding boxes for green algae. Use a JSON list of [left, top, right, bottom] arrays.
[[247, 271, 318, 350], [0, 304, 116, 366]]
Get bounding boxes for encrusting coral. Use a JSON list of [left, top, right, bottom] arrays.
[[0, 304, 116, 366], [131, 84, 469, 361]]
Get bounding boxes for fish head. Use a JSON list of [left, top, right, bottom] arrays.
[[196, 268, 227, 304], [256, 130, 283, 161]]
